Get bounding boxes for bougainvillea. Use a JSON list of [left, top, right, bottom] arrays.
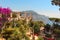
[[0, 7, 2, 13], [2, 8, 11, 14], [0, 7, 11, 15], [0, 7, 11, 27]]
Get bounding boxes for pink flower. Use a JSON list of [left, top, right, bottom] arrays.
[[0, 7, 11, 14], [6, 8, 11, 14], [2, 8, 7, 14], [0, 18, 2, 20], [0, 7, 2, 13]]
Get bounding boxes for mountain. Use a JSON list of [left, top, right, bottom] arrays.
[[21, 10, 53, 25]]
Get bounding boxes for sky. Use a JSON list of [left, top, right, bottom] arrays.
[[0, 0, 60, 18]]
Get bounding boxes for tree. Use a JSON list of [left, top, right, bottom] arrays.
[[51, 0, 60, 6], [12, 12, 17, 27], [55, 19, 59, 22], [33, 22, 40, 35], [38, 21, 44, 27], [37, 36, 44, 40], [12, 13, 17, 18], [44, 24, 51, 32], [0, 7, 11, 27], [51, 0, 60, 10]]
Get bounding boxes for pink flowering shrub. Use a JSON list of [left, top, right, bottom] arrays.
[[0, 7, 11, 16], [0, 7, 11, 26]]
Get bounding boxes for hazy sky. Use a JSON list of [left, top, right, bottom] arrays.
[[0, 0, 60, 18]]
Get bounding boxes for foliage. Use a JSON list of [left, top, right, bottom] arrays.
[[49, 18, 60, 22], [0, 8, 45, 40], [0, 20, 45, 40], [45, 34, 51, 38], [37, 36, 44, 40], [51, 0, 60, 6], [0, 7, 11, 27], [1, 19, 31, 40], [44, 24, 51, 32], [33, 22, 40, 35], [54, 28, 60, 34], [12, 13, 17, 18]]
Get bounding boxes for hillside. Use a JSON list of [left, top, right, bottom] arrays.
[[21, 10, 53, 25]]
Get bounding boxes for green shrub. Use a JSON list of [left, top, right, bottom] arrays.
[[37, 36, 44, 40]]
